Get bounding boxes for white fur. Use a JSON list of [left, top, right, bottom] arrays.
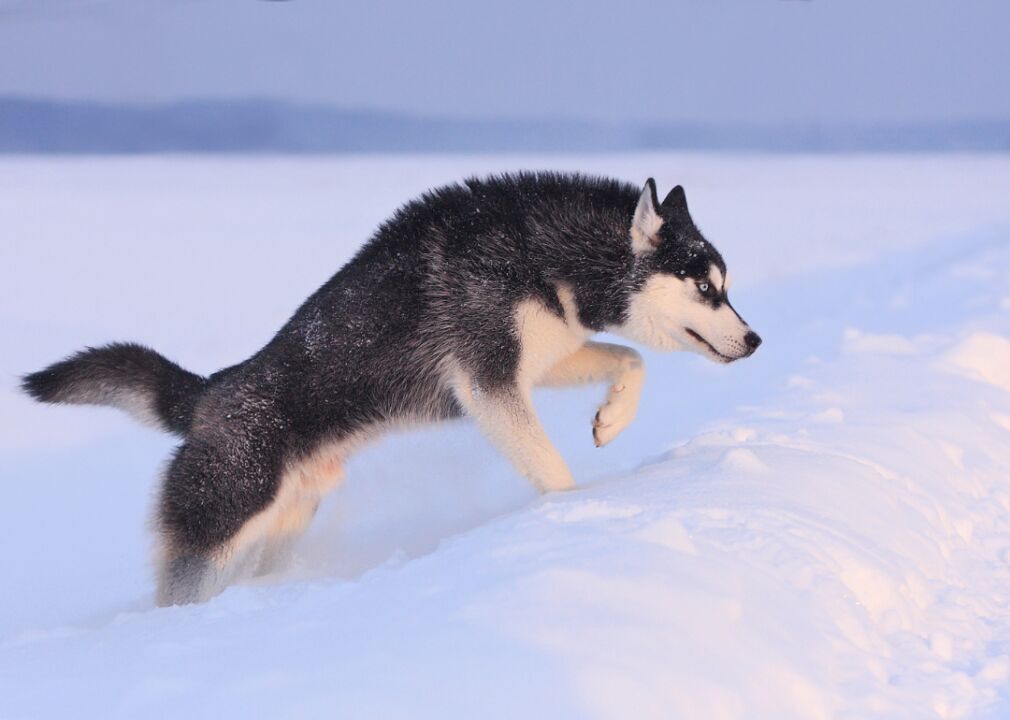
[[613, 274, 753, 361], [457, 383, 576, 493], [709, 264, 724, 291], [514, 284, 593, 385], [631, 183, 663, 254]]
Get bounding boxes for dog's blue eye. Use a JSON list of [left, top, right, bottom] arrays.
[[698, 282, 710, 293]]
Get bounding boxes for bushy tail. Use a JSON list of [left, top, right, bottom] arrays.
[[22, 342, 207, 436]]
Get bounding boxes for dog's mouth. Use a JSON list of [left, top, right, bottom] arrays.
[[685, 328, 738, 363]]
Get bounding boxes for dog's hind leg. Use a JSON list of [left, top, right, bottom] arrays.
[[453, 378, 574, 493], [253, 496, 320, 577], [254, 448, 345, 576], [155, 436, 290, 606], [539, 341, 645, 447]]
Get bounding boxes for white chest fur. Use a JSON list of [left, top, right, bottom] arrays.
[[514, 284, 593, 388]]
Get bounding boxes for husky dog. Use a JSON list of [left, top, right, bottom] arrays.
[[24, 173, 760, 605]]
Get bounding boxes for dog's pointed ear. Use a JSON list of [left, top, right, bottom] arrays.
[[631, 178, 663, 254], [661, 185, 689, 216]]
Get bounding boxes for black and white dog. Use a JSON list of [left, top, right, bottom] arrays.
[[24, 172, 761, 605]]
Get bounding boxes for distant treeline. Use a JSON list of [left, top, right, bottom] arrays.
[[1, 97, 1008, 154]]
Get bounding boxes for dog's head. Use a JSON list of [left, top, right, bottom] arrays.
[[612, 178, 761, 363]]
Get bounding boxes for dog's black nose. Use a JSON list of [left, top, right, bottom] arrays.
[[744, 331, 762, 350]]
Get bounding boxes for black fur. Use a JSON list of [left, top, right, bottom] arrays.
[[24, 171, 728, 603], [649, 183, 726, 282]]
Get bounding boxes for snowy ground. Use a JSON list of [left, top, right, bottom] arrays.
[[2, 154, 1010, 719]]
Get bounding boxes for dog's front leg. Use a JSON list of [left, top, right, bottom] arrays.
[[458, 383, 574, 493], [540, 341, 645, 447]]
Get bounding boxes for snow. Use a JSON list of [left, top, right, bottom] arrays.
[[2, 154, 1010, 719], [945, 333, 1010, 394]]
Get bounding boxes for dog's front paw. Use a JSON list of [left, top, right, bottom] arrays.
[[592, 381, 641, 447]]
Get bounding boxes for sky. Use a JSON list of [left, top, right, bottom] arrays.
[[0, 0, 1008, 125]]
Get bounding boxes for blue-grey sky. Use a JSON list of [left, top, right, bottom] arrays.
[[1, 0, 1008, 124]]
